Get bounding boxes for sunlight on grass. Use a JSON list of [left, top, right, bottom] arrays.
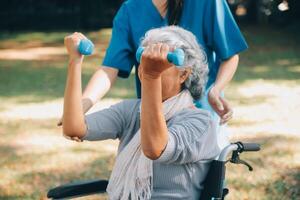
[[250, 65, 270, 73], [227, 134, 300, 200], [0, 118, 117, 199], [288, 65, 300, 73], [0, 29, 112, 50]]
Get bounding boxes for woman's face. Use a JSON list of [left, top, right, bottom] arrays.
[[138, 64, 190, 102], [160, 66, 190, 101]]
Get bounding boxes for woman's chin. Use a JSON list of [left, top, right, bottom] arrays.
[[162, 92, 177, 102]]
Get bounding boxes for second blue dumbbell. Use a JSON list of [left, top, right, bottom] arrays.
[[136, 47, 185, 67], [78, 39, 94, 55]]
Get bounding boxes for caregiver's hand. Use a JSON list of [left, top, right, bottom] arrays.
[[139, 43, 173, 79], [208, 86, 233, 124]]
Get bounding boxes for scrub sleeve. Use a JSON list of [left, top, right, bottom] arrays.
[[195, 0, 248, 149], [197, 0, 248, 119], [102, 4, 135, 78]]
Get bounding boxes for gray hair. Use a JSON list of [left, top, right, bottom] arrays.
[[140, 26, 208, 100]]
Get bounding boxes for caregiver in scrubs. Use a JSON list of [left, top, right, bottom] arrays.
[[59, 0, 248, 133]]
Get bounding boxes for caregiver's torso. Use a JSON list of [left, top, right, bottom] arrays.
[[124, 0, 221, 96], [127, 0, 208, 48]]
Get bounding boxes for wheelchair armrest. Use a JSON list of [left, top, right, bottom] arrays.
[[47, 179, 108, 199]]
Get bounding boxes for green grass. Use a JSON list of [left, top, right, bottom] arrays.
[[226, 134, 300, 199], [0, 28, 135, 105], [234, 25, 300, 83], [0, 29, 112, 49], [0, 25, 299, 199], [0, 60, 136, 105]]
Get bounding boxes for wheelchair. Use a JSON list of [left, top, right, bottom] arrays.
[[47, 141, 260, 200]]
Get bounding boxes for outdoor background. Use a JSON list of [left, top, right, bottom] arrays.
[[0, 0, 299, 199]]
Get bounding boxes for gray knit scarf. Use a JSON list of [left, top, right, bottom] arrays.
[[106, 90, 194, 200]]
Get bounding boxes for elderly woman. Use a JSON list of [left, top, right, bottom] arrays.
[[63, 26, 220, 199]]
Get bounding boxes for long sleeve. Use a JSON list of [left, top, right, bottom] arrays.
[[83, 100, 137, 141], [154, 109, 220, 164], [102, 3, 135, 78], [203, 0, 248, 60]]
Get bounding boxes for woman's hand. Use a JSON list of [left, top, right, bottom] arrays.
[[64, 32, 87, 62], [208, 86, 233, 124], [139, 43, 173, 79]]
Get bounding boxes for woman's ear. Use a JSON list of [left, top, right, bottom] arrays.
[[179, 68, 192, 83]]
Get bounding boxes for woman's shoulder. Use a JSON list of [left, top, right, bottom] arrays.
[[116, 99, 141, 111], [170, 107, 213, 129], [168, 107, 217, 146], [178, 107, 212, 120]]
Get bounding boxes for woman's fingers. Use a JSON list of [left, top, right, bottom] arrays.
[[64, 35, 80, 58], [57, 117, 63, 126], [154, 43, 163, 57], [72, 137, 83, 142], [139, 43, 174, 78], [141, 45, 150, 61], [143, 43, 170, 60], [63, 134, 83, 142], [65, 32, 86, 46], [143, 45, 151, 55], [160, 43, 169, 58], [149, 44, 156, 56], [76, 32, 88, 40]]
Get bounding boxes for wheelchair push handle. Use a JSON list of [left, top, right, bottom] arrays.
[[136, 46, 185, 67], [228, 142, 261, 172], [219, 142, 261, 162], [241, 143, 261, 152], [78, 39, 94, 56]]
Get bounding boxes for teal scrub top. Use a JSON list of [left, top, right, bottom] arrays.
[[102, 0, 248, 110]]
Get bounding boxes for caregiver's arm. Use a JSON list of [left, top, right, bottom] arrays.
[[214, 55, 239, 92], [57, 64, 118, 127], [82, 66, 118, 112], [62, 33, 87, 138], [209, 54, 239, 123], [140, 44, 170, 160]]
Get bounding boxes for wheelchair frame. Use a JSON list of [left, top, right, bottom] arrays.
[[47, 142, 260, 200]]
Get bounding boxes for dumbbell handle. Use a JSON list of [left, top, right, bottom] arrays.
[[78, 39, 94, 56], [136, 47, 185, 67]]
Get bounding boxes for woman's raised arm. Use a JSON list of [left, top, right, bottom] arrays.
[[139, 43, 173, 160], [62, 33, 87, 138]]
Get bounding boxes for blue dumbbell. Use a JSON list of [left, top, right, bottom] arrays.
[[78, 39, 94, 55], [136, 46, 185, 67]]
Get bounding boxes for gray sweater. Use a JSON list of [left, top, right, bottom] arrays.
[[83, 99, 220, 199]]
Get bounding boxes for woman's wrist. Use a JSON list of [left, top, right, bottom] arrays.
[[69, 57, 83, 66], [141, 72, 161, 81]]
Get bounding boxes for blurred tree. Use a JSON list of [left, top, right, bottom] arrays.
[[0, 0, 299, 31], [227, 0, 300, 25], [0, 0, 123, 31]]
